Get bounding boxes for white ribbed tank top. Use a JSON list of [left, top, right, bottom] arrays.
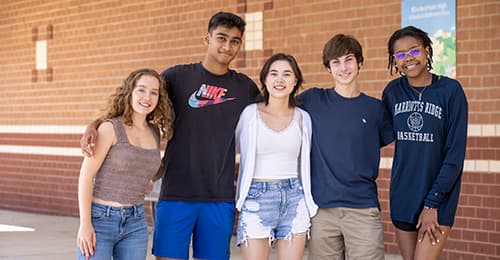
[[253, 109, 301, 179]]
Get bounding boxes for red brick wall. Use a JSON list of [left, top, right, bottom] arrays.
[[1, 0, 499, 259]]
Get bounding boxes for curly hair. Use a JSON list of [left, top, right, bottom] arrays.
[[387, 26, 434, 75], [100, 68, 174, 141]]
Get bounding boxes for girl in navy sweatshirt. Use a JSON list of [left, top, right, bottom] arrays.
[[382, 26, 468, 260]]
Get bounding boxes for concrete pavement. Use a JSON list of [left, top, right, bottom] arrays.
[[0, 209, 401, 260], [0, 209, 248, 260]]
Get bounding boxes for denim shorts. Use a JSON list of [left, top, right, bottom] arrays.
[[236, 178, 310, 246], [76, 202, 148, 260]]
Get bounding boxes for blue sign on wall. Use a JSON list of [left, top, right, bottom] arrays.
[[402, 0, 456, 78]]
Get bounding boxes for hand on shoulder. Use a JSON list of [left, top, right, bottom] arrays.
[[89, 121, 116, 158]]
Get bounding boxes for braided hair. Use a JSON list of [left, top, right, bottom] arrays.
[[387, 26, 433, 75]]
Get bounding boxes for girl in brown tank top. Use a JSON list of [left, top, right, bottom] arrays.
[[77, 68, 174, 259]]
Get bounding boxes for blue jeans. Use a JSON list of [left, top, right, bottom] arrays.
[[77, 202, 149, 260], [236, 178, 310, 246]]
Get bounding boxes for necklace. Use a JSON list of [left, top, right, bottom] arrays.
[[408, 74, 437, 101], [411, 86, 427, 101]]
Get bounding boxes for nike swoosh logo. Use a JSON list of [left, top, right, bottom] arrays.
[[188, 91, 236, 108]]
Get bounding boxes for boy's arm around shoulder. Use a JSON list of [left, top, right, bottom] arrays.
[[79, 121, 116, 180], [80, 118, 105, 157]]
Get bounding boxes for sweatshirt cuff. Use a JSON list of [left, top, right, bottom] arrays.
[[424, 191, 444, 208]]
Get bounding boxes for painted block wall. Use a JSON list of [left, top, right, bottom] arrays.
[[0, 1, 499, 258]]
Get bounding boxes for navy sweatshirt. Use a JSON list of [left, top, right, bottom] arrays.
[[382, 75, 468, 226]]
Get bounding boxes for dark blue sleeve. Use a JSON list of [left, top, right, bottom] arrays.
[[381, 84, 396, 147], [296, 89, 311, 110], [379, 103, 394, 147], [382, 83, 394, 115], [424, 83, 468, 208]]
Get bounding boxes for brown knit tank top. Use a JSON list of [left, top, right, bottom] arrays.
[[92, 118, 161, 205]]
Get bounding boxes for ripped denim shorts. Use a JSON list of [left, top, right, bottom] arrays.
[[236, 178, 310, 246]]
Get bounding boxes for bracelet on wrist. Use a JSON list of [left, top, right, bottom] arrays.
[[424, 206, 435, 210]]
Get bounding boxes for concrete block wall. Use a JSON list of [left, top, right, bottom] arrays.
[[0, 0, 499, 258]]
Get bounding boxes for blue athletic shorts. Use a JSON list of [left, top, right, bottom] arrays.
[[152, 200, 235, 260]]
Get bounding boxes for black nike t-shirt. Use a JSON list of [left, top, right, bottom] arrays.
[[159, 63, 259, 202]]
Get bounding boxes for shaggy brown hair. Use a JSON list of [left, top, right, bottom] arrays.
[[322, 34, 364, 69]]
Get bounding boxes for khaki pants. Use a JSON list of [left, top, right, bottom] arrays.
[[308, 207, 384, 260]]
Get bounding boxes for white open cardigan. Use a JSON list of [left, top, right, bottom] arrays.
[[235, 103, 318, 217]]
